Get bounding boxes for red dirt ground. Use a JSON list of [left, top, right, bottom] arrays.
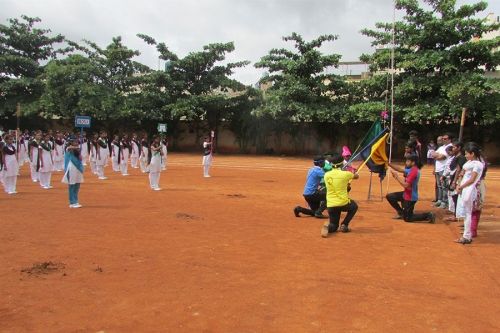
[[1, 153, 499, 332]]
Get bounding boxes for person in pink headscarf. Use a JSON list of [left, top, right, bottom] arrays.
[[342, 146, 357, 173]]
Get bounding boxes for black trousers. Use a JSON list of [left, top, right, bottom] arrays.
[[386, 191, 432, 222], [327, 200, 358, 232], [297, 193, 326, 216]]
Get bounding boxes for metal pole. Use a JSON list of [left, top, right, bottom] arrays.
[[367, 171, 373, 200], [386, 0, 397, 196]]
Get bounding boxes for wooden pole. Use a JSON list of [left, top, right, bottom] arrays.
[[459, 107, 467, 142]]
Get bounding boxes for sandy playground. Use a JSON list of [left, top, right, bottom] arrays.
[[1, 153, 499, 332]]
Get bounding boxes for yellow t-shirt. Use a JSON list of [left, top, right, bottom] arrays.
[[325, 169, 354, 207]]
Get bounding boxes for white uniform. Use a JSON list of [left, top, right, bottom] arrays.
[[456, 160, 484, 240], [130, 139, 140, 168], [149, 145, 162, 190], [111, 142, 121, 172], [2, 143, 19, 194], [38, 142, 54, 188], [202, 141, 212, 177], [95, 138, 109, 179], [140, 141, 149, 173], [29, 141, 40, 182], [80, 138, 89, 166], [52, 139, 65, 171], [161, 141, 168, 170], [120, 141, 130, 176]]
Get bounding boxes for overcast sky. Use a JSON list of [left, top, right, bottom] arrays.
[[1, 0, 498, 85]]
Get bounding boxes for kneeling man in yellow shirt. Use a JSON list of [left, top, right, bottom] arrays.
[[321, 152, 359, 237]]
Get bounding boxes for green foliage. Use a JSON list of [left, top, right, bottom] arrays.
[[255, 33, 347, 122], [359, 0, 500, 123], [40, 36, 149, 121], [0, 15, 69, 116], [137, 34, 251, 140]]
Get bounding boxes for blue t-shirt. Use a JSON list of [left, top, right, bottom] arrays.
[[303, 166, 325, 195]]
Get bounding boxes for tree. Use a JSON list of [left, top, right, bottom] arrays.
[[41, 37, 150, 122], [0, 15, 68, 116], [360, 0, 500, 124], [254, 33, 347, 122], [138, 34, 250, 144]]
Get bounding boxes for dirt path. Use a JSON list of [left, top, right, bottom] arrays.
[[1, 153, 499, 332]]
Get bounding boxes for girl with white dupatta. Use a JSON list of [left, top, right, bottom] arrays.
[[28, 131, 42, 182], [130, 133, 140, 169], [38, 133, 54, 189], [62, 137, 84, 208], [95, 131, 109, 180], [161, 137, 168, 170], [148, 135, 163, 191], [52, 132, 65, 171], [455, 142, 484, 245], [2, 134, 19, 194]]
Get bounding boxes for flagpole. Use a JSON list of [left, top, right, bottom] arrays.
[[386, 0, 396, 193]]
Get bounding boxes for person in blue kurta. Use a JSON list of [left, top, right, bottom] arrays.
[[62, 137, 84, 208]]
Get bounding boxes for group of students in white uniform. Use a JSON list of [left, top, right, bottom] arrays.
[[0, 129, 215, 207]]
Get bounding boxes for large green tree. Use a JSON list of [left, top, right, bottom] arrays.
[[138, 34, 249, 142], [254, 33, 347, 122], [359, 0, 500, 124], [40, 37, 150, 121], [0, 15, 69, 116]]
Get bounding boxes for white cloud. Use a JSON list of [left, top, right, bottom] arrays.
[[1, 0, 498, 84]]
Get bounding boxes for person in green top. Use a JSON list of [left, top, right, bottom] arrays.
[[321, 152, 359, 238]]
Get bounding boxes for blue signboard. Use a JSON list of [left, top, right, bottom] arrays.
[[75, 116, 91, 128]]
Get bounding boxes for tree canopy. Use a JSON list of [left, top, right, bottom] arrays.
[[359, 0, 500, 123]]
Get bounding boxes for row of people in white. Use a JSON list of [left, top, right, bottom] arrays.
[[2, 131, 211, 197]]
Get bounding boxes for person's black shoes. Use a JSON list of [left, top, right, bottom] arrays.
[[428, 212, 436, 224], [294, 206, 300, 217], [340, 224, 351, 233]]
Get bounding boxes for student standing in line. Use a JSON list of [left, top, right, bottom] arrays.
[[80, 131, 89, 166], [38, 133, 54, 189], [130, 133, 140, 169], [202, 136, 213, 178], [2, 134, 19, 194], [89, 133, 98, 175], [28, 131, 42, 182], [95, 131, 109, 180], [52, 131, 65, 171], [161, 136, 168, 171], [110, 134, 121, 172], [140, 133, 150, 173], [62, 137, 84, 208], [148, 135, 163, 191], [119, 134, 131, 176]]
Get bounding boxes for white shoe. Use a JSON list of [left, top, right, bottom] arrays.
[[122, 174, 129, 176], [32, 179, 38, 183], [8, 191, 17, 195], [69, 203, 82, 208], [153, 188, 162, 191], [42, 186, 51, 189], [98, 176, 108, 180], [204, 175, 211, 178]]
